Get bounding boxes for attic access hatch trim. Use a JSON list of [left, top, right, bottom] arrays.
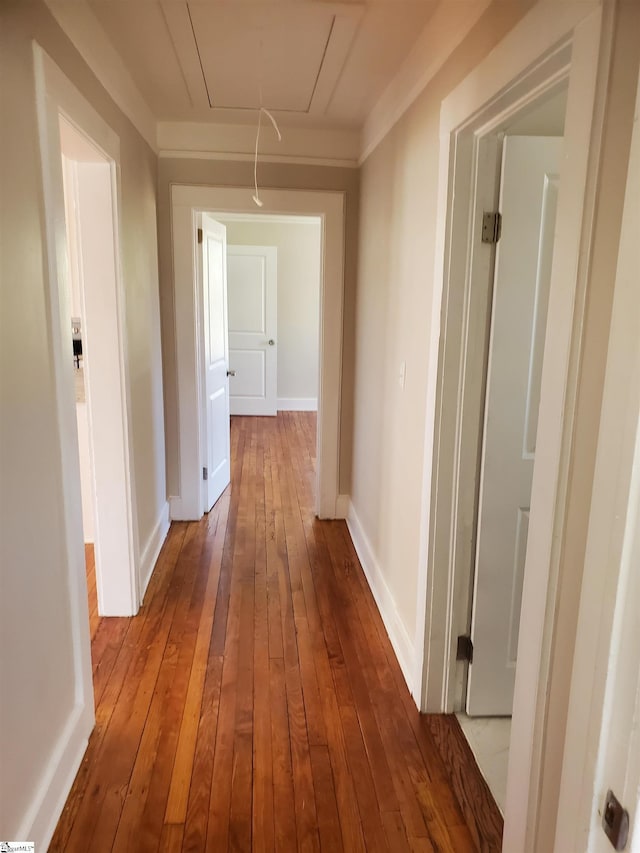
[[166, 3, 364, 118]]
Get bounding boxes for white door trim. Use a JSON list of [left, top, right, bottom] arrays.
[[412, 3, 609, 851], [170, 186, 345, 520], [555, 67, 640, 853]]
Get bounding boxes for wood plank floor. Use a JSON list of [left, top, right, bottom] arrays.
[[51, 413, 502, 852]]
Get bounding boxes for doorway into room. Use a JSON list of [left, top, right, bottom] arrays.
[[58, 116, 139, 623], [197, 211, 322, 511], [416, 77, 570, 812], [170, 185, 344, 522], [456, 87, 568, 812], [416, 12, 609, 846]]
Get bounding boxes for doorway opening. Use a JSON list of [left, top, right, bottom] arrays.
[[57, 116, 138, 621], [170, 186, 344, 522], [416, 8, 606, 848], [431, 81, 569, 809], [216, 212, 322, 506], [194, 211, 323, 513], [456, 86, 568, 811], [59, 127, 99, 635]]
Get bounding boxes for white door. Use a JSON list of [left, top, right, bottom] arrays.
[[201, 214, 231, 512], [467, 136, 562, 716], [227, 245, 277, 416]]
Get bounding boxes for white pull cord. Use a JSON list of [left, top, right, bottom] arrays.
[[252, 107, 282, 208]]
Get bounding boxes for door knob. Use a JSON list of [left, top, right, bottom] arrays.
[[227, 369, 236, 377], [268, 339, 275, 346]]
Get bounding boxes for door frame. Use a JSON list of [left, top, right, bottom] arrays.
[[413, 3, 610, 850], [34, 45, 140, 624], [555, 67, 640, 852], [170, 186, 345, 520]]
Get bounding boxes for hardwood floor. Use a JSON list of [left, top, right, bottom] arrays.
[[85, 543, 99, 640], [51, 413, 502, 852]]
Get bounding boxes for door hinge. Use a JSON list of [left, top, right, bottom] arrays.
[[203, 466, 208, 480], [602, 789, 629, 851], [456, 634, 474, 663], [197, 227, 203, 244], [481, 211, 502, 244]]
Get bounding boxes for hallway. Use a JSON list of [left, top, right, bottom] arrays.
[[51, 413, 501, 852]]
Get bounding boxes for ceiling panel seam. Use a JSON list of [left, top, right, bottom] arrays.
[[307, 15, 336, 113], [317, 13, 364, 118], [187, 2, 213, 108], [159, 2, 194, 107]]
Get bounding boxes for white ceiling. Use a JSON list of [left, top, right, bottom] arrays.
[[52, 0, 449, 130]]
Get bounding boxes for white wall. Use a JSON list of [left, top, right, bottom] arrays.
[[222, 218, 321, 409]]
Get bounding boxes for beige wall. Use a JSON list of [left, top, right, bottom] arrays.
[[0, 0, 164, 840], [223, 219, 321, 404], [351, 3, 532, 640], [157, 158, 359, 496]]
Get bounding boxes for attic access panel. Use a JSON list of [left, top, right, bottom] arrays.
[[188, 4, 335, 112]]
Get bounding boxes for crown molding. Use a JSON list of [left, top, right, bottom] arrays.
[[157, 121, 360, 167], [158, 149, 358, 168], [359, 0, 493, 164], [216, 213, 322, 225], [44, 0, 157, 152]]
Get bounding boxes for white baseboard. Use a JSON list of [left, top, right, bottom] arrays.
[[17, 701, 94, 849], [139, 502, 170, 602], [335, 493, 350, 519], [277, 397, 318, 411], [345, 500, 417, 699], [169, 495, 192, 521]]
